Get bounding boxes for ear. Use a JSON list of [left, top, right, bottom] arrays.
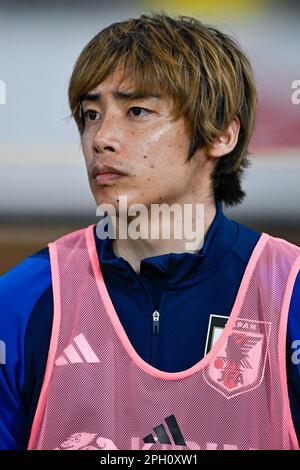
[[208, 117, 240, 159]]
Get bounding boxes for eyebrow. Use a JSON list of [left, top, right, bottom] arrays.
[[79, 89, 162, 104]]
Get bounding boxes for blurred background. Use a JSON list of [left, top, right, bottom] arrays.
[[0, 0, 299, 274]]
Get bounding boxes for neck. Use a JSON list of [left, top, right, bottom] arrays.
[[112, 196, 217, 274]]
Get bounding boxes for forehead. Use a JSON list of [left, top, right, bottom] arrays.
[[92, 67, 157, 92], [82, 67, 166, 103]]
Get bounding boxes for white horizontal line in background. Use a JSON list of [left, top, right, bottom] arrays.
[[0, 144, 299, 220]]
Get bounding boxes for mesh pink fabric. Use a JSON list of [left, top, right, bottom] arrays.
[[28, 225, 300, 450]]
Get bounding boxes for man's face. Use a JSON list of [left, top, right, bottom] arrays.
[[81, 68, 206, 212]]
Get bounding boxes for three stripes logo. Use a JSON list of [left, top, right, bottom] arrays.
[[143, 414, 187, 447], [55, 333, 100, 366]]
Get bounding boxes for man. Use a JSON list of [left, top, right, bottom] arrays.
[[0, 13, 300, 450]]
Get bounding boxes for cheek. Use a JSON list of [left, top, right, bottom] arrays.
[[141, 138, 190, 195], [144, 133, 188, 175], [81, 133, 89, 154], [81, 136, 93, 167]]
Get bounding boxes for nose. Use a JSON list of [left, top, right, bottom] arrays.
[[92, 110, 122, 156]]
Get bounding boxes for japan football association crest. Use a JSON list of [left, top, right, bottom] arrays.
[[203, 318, 271, 399]]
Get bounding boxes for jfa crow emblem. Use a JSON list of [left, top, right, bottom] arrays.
[[203, 319, 271, 398]]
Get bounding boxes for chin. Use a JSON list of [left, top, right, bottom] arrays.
[[93, 189, 154, 213]]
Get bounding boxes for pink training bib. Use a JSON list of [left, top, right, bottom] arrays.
[[28, 226, 300, 450]]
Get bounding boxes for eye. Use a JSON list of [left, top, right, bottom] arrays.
[[83, 110, 101, 121], [128, 106, 150, 117]]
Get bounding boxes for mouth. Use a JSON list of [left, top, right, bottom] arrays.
[[91, 164, 129, 186], [93, 173, 127, 185]]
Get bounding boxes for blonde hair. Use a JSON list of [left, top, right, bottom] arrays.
[[68, 12, 257, 206]]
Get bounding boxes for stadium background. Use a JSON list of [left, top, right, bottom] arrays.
[[0, 0, 299, 274]]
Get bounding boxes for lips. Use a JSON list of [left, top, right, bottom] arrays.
[[91, 164, 129, 180], [94, 173, 126, 184], [91, 164, 129, 185]]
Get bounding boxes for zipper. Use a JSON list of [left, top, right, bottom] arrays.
[[152, 310, 160, 335]]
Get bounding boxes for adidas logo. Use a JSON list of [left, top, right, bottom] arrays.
[[55, 333, 100, 366], [143, 414, 187, 447]]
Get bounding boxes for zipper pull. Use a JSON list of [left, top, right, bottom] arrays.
[[152, 310, 160, 335]]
